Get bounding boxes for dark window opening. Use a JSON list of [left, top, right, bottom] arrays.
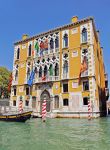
[[15, 70, 18, 81], [83, 97, 89, 105], [50, 38, 54, 49], [105, 81, 108, 88], [55, 37, 59, 48], [28, 44, 32, 56], [17, 48, 20, 59], [55, 63, 59, 76], [63, 83, 68, 92], [63, 34, 68, 47], [63, 99, 69, 106], [83, 80, 89, 91], [25, 100, 29, 106], [13, 100, 16, 106], [14, 88, 16, 96], [44, 65, 48, 76], [26, 87, 30, 95], [39, 67, 42, 78]]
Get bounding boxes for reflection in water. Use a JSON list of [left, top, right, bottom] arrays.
[[0, 118, 110, 150]]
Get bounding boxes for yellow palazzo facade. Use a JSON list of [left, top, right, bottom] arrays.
[[10, 16, 109, 118]]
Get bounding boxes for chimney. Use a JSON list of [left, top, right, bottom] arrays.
[[22, 34, 29, 40], [71, 16, 78, 23]]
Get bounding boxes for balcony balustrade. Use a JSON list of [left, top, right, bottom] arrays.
[[24, 76, 59, 84], [62, 73, 69, 79], [12, 80, 18, 85], [81, 70, 88, 77]]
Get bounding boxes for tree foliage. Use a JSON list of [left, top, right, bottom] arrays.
[[0, 66, 11, 98]]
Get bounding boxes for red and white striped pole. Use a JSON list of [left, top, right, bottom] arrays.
[[42, 99, 47, 122], [88, 99, 91, 120], [19, 100, 23, 113]]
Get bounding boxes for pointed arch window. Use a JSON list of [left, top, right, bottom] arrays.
[[49, 64, 53, 76], [82, 28, 87, 43], [34, 67, 37, 77], [63, 60, 68, 74], [55, 63, 59, 76], [28, 44, 32, 56], [63, 33, 68, 48], [50, 38, 54, 50], [55, 36, 59, 49], [15, 65, 19, 81], [17, 48, 20, 60], [44, 65, 48, 77], [15, 70, 18, 81], [39, 66, 42, 78]]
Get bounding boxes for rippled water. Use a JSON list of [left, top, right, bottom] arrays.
[[0, 118, 110, 150]]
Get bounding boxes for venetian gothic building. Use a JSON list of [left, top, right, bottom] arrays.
[[10, 16, 109, 118]]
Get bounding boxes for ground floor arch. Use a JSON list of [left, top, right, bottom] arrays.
[[40, 90, 51, 113]]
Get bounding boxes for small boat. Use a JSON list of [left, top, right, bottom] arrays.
[[0, 111, 33, 122]]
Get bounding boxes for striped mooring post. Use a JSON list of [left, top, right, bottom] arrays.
[[41, 99, 47, 122], [88, 99, 91, 120], [19, 100, 23, 113]]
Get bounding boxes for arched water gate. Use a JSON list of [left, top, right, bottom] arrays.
[[40, 90, 51, 113]]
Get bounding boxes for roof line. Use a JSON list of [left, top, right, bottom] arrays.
[[14, 16, 94, 45]]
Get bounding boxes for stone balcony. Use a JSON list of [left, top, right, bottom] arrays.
[[12, 80, 18, 85], [81, 70, 88, 77], [24, 76, 59, 84], [62, 73, 69, 80]]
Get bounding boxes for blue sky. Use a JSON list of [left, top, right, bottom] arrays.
[[0, 0, 110, 85]]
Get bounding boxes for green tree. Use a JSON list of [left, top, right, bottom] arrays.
[[0, 67, 11, 98]]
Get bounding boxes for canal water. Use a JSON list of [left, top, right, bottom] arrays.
[[0, 118, 110, 150]]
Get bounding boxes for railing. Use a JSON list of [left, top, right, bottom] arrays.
[[62, 73, 69, 79], [24, 76, 59, 84], [12, 80, 18, 85], [81, 70, 88, 77], [34, 47, 59, 58], [35, 76, 59, 83]]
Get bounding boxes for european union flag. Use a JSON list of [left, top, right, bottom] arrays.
[[27, 70, 35, 86]]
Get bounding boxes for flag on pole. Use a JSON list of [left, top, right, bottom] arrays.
[[32, 50, 35, 56], [35, 41, 39, 53], [8, 73, 13, 92], [42, 99, 47, 122], [27, 70, 35, 86], [40, 41, 45, 49], [79, 56, 88, 83], [49, 65, 53, 76], [42, 75, 46, 81], [44, 39, 48, 50]]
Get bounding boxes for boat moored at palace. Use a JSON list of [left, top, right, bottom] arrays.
[[0, 111, 32, 122]]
